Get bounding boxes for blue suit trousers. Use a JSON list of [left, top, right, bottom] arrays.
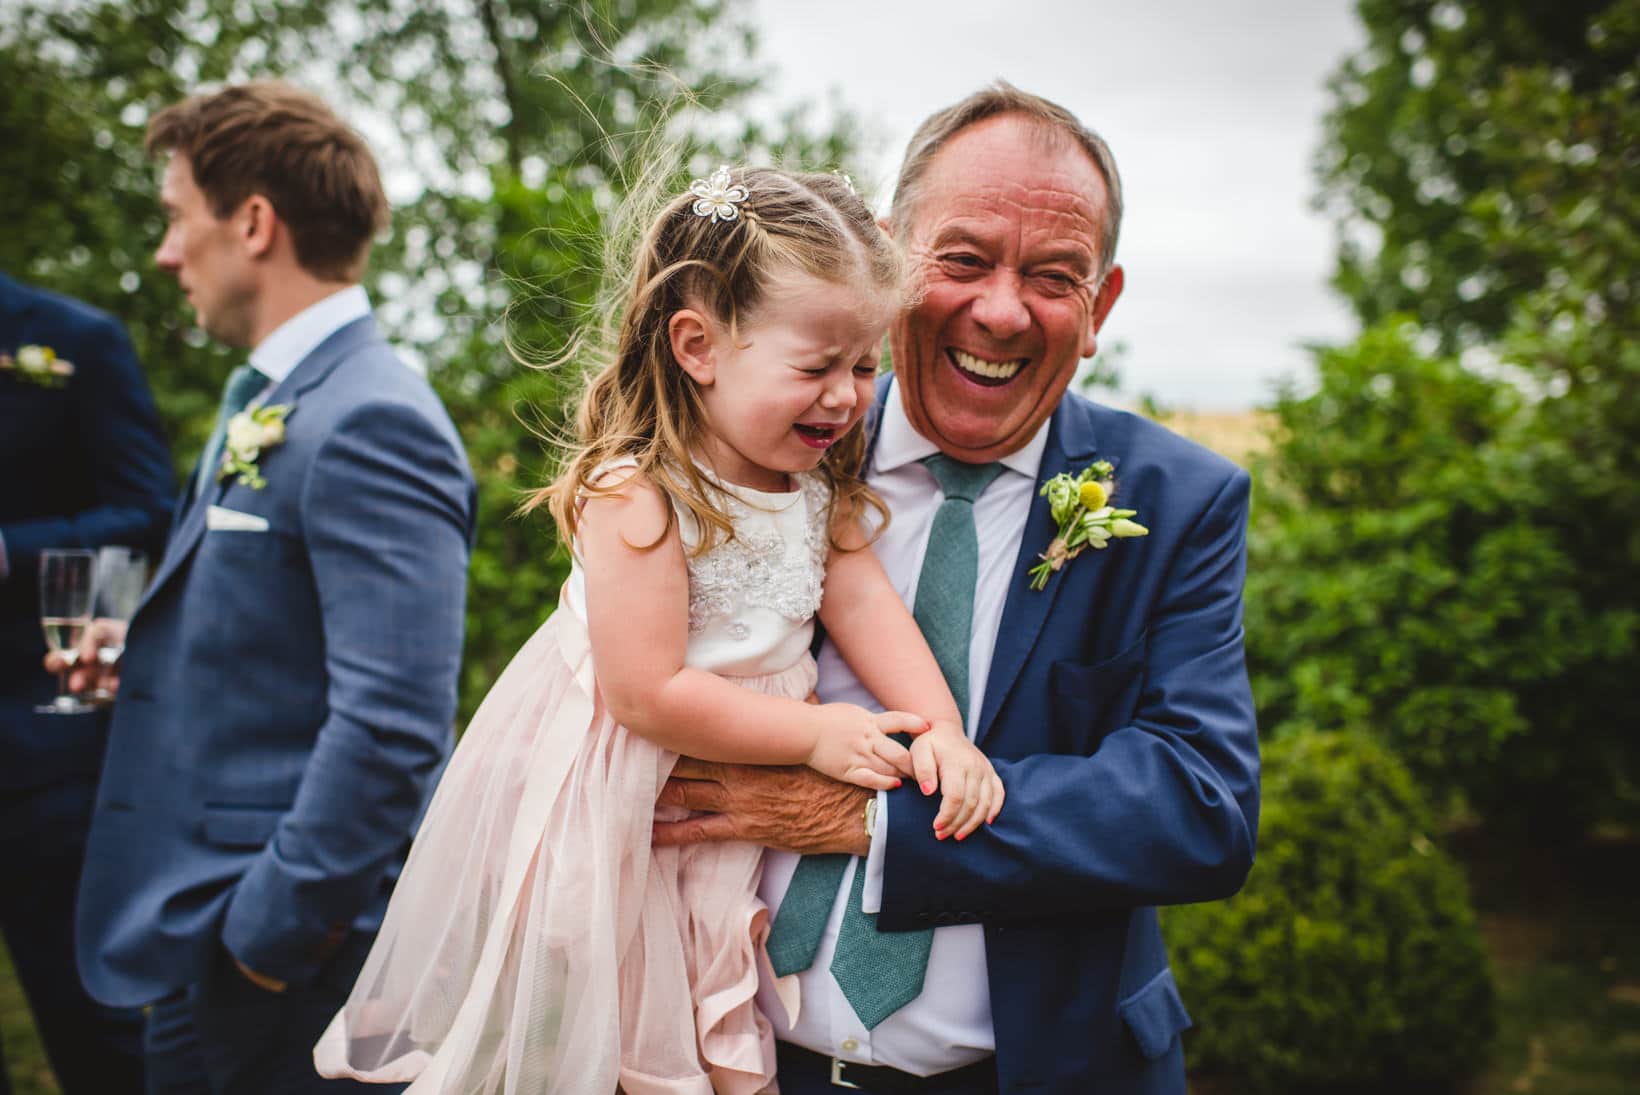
[[142, 934, 400, 1095]]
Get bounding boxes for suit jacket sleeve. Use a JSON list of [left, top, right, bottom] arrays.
[[220, 398, 474, 983], [877, 465, 1259, 928], [1, 311, 173, 577]]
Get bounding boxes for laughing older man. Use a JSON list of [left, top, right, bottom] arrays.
[[656, 83, 1260, 1095]]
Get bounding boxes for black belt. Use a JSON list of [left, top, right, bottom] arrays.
[[776, 1040, 998, 1094]]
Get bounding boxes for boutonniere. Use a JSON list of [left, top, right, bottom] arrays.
[[0, 344, 75, 387], [1028, 460, 1148, 591], [218, 403, 293, 490]]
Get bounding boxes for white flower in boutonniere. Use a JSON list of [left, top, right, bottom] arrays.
[[1027, 459, 1148, 591], [1, 344, 75, 387], [218, 403, 293, 490]]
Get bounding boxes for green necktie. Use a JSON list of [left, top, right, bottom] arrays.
[[194, 364, 266, 498], [767, 454, 1004, 1030]]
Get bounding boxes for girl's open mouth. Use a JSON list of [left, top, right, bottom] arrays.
[[793, 423, 840, 448]]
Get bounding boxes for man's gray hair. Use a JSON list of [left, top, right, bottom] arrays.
[[890, 82, 1124, 275]]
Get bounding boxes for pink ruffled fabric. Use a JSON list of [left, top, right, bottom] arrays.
[[314, 609, 812, 1093]]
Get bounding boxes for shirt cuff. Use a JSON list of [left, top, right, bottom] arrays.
[[861, 790, 888, 914]]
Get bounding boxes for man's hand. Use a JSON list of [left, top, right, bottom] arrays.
[[653, 759, 873, 857], [43, 616, 127, 696]]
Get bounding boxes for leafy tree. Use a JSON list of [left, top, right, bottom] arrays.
[[0, 0, 866, 716], [1250, 0, 1638, 825]]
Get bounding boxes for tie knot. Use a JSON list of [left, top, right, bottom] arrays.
[[221, 365, 267, 418], [922, 453, 1005, 504]]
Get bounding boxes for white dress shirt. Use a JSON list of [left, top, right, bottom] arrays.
[[246, 284, 373, 393], [756, 377, 1049, 1076]]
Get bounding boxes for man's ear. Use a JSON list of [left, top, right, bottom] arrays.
[[237, 194, 278, 260], [1083, 263, 1124, 358], [668, 308, 717, 386]]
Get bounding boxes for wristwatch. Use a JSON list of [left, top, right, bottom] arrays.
[[863, 795, 879, 839]]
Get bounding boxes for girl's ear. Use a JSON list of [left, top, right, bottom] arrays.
[[669, 308, 716, 386]]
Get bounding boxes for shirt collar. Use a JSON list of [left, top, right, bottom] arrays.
[[872, 375, 1050, 482], [248, 284, 371, 385]]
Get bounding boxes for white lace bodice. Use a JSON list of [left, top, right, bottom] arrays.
[[561, 470, 831, 677]]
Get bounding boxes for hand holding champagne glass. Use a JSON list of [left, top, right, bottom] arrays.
[[37, 548, 97, 714], [45, 618, 130, 698], [90, 547, 147, 701]]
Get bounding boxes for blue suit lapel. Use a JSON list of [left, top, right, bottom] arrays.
[[138, 316, 380, 614], [974, 399, 1103, 746]]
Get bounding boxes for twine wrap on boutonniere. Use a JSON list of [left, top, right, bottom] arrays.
[[1028, 459, 1148, 591], [0, 344, 75, 388], [218, 403, 293, 490]]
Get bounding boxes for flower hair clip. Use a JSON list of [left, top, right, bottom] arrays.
[[689, 165, 749, 223]]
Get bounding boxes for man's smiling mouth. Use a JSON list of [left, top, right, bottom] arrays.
[[949, 348, 1025, 386]]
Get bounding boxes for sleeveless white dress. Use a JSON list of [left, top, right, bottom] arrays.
[[314, 471, 830, 1094]]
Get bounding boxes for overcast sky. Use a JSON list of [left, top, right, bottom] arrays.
[[747, 0, 1366, 410]]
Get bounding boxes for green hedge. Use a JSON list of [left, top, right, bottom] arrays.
[[1165, 731, 1495, 1092]]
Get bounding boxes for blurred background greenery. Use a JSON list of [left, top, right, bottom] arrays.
[[2, 0, 1635, 1091]]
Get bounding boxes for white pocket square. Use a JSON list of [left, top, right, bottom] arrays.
[[206, 505, 270, 532]]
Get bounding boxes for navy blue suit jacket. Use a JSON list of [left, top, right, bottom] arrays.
[[0, 272, 173, 789], [77, 315, 476, 1007], [872, 384, 1259, 1094]]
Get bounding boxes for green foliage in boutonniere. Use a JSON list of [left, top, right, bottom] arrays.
[[218, 403, 293, 490], [0, 345, 75, 388], [1028, 459, 1148, 590]]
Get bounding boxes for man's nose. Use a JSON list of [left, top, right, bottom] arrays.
[[154, 231, 180, 271], [970, 270, 1031, 340]]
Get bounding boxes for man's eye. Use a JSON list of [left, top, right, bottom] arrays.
[[1033, 272, 1082, 297], [937, 253, 985, 275]]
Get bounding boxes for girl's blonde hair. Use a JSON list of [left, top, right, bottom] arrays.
[[531, 166, 904, 554]]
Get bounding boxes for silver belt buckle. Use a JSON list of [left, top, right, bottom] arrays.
[[829, 1056, 863, 1089]]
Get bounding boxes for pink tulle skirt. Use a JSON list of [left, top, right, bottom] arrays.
[[313, 609, 813, 1094]]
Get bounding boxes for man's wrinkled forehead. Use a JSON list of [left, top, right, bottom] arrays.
[[912, 126, 1106, 257]]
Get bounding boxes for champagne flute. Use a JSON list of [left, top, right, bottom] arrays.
[[37, 548, 97, 715], [91, 546, 147, 701]]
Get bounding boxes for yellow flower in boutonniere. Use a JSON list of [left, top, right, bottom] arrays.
[[1, 345, 76, 387], [218, 403, 293, 490], [1028, 459, 1148, 591]]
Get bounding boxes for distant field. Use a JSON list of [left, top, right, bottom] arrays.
[[1154, 409, 1274, 467]]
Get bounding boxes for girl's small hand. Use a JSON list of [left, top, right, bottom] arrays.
[[808, 705, 924, 790], [909, 722, 1005, 840]]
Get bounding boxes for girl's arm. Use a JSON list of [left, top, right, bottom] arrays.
[[818, 515, 1005, 837], [580, 473, 922, 790]]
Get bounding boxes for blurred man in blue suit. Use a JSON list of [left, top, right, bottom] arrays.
[[1, 272, 171, 1092], [56, 82, 475, 1094], [656, 85, 1260, 1094]]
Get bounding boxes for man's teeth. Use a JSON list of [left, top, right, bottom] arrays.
[[951, 350, 1024, 380]]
